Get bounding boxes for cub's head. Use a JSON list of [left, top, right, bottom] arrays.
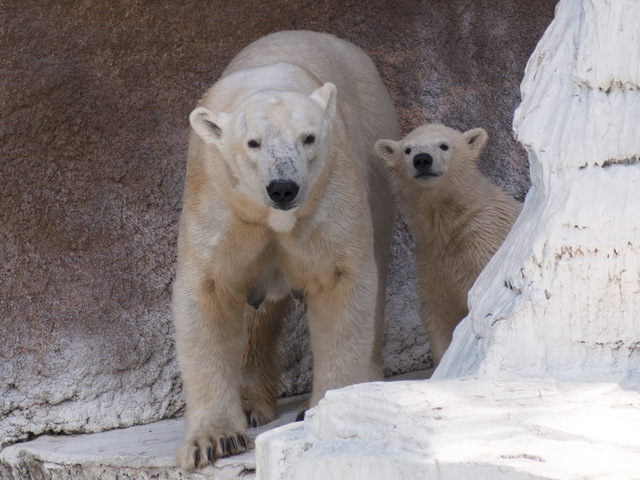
[[375, 123, 488, 189], [190, 82, 337, 230]]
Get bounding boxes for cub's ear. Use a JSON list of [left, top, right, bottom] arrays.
[[190, 107, 230, 145], [374, 139, 399, 167], [463, 128, 488, 156], [310, 82, 337, 121]]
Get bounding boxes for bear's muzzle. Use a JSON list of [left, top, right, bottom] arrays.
[[266, 180, 300, 210]]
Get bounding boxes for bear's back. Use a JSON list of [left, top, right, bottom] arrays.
[[206, 31, 399, 164], [222, 31, 376, 103]]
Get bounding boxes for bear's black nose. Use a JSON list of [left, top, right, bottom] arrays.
[[413, 153, 433, 174], [266, 180, 300, 210]]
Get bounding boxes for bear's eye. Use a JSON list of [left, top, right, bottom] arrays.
[[247, 139, 261, 149], [303, 134, 315, 145], [440, 144, 449, 151], [404, 147, 412, 155]]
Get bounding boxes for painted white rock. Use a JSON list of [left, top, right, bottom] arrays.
[[436, 0, 640, 380], [257, 379, 640, 479]]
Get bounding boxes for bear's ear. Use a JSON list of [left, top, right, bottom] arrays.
[[310, 82, 337, 121], [463, 128, 488, 157], [374, 139, 399, 167], [190, 107, 230, 145]]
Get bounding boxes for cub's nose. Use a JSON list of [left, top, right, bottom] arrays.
[[266, 180, 300, 210], [413, 153, 433, 174]]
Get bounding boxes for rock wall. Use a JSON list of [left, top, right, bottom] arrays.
[[0, 0, 556, 447]]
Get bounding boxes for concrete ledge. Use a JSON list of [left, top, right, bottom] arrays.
[[256, 378, 640, 479], [0, 394, 308, 480], [0, 371, 432, 479]]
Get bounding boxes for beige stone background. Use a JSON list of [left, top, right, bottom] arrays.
[[0, 0, 556, 447]]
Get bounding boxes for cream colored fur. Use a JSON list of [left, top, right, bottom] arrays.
[[173, 31, 399, 469], [375, 124, 522, 366]]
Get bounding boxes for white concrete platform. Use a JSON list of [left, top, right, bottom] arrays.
[[0, 370, 432, 479], [257, 377, 640, 480]]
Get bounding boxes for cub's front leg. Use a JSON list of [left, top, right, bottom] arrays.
[[416, 272, 468, 366], [172, 275, 253, 469]]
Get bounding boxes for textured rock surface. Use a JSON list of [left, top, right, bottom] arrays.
[[0, 419, 256, 480], [0, 395, 309, 480], [0, 0, 556, 448]]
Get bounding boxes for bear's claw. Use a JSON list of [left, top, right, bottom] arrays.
[[178, 432, 254, 470], [248, 412, 265, 428], [249, 415, 259, 428], [219, 437, 229, 456], [246, 406, 277, 428]]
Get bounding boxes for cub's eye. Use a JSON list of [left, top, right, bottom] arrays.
[[404, 147, 412, 155], [440, 144, 449, 151], [248, 139, 261, 149], [303, 134, 315, 145]]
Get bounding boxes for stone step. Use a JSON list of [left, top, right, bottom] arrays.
[[0, 394, 307, 480], [0, 370, 432, 479]]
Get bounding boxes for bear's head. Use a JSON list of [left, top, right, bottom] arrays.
[[189, 82, 337, 230], [375, 124, 488, 189]]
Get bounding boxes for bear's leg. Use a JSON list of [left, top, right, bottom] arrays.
[[240, 296, 292, 427], [367, 150, 396, 381], [173, 281, 253, 469], [305, 259, 380, 408]]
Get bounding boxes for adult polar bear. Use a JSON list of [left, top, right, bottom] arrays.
[[173, 31, 400, 469]]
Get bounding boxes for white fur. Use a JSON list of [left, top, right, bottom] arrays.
[[267, 207, 298, 233], [173, 31, 399, 470]]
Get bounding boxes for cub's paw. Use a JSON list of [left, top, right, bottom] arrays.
[[176, 430, 254, 470]]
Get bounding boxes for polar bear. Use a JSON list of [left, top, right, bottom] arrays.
[[172, 30, 399, 469], [375, 124, 522, 366]]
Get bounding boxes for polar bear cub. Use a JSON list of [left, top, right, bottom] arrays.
[[375, 124, 522, 366], [172, 30, 399, 469]]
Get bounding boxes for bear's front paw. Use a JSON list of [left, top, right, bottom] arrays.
[[243, 396, 278, 428], [176, 430, 254, 470]]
